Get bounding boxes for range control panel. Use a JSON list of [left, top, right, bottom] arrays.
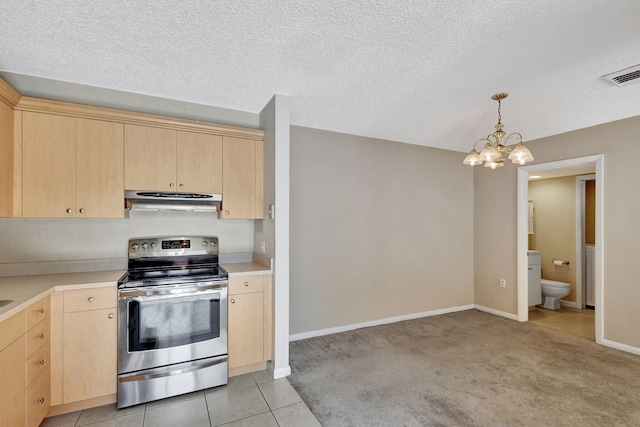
[[128, 236, 218, 258]]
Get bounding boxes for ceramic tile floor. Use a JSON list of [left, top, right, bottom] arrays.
[[40, 371, 321, 427], [529, 306, 595, 340]]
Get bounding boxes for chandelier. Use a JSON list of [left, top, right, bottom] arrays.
[[463, 93, 533, 169]]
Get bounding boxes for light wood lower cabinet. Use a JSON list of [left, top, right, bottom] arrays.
[[0, 335, 26, 427], [228, 274, 272, 376], [59, 287, 118, 405], [0, 296, 50, 427]]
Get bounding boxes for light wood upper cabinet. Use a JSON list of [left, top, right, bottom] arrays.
[[176, 131, 223, 193], [124, 125, 176, 191], [220, 137, 263, 219], [124, 124, 223, 193], [22, 112, 124, 218], [76, 119, 125, 218]]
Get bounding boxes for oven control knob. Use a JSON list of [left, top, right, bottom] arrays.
[[131, 244, 139, 251], [151, 242, 157, 248], [210, 241, 217, 247], [202, 241, 208, 247], [142, 243, 149, 250]]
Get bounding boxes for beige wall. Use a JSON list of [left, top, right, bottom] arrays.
[[290, 126, 474, 336], [529, 176, 577, 301], [475, 114, 640, 348]]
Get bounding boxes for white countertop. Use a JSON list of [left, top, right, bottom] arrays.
[[0, 270, 125, 322], [221, 262, 271, 276], [0, 261, 272, 323]]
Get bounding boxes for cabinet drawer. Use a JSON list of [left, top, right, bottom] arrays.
[[26, 317, 49, 359], [27, 343, 49, 386], [229, 275, 264, 295], [0, 309, 26, 352], [64, 287, 117, 313], [26, 366, 50, 427], [27, 295, 50, 330]]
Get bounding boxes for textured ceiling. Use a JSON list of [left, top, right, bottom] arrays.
[[1, 0, 639, 152]]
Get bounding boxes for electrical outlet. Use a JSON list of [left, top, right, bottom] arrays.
[[500, 279, 506, 288]]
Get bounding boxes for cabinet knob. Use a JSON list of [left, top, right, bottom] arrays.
[[38, 359, 45, 365], [108, 313, 114, 319], [88, 297, 94, 302], [38, 398, 45, 404], [169, 182, 175, 188], [37, 308, 44, 314], [244, 282, 249, 287], [179, 183, 184, 188], [225, 210, 230, 215], [79, 208, 85, 214], [230, 299, 235, 304], [66, 208, 73, 214], [37, 334, 45, 340]]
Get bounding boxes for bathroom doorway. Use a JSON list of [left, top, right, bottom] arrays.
[[516, 155, 604, 344]]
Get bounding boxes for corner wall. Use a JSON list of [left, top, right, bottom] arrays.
[[474, 114, 640, 349], [290, 126, 474, 336]]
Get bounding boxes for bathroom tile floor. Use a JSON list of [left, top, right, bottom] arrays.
[[40, 371, 321, 427], [529, 306, 595, 340]]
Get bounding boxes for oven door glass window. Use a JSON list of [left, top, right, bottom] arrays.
[[128, 296, 221, 351]]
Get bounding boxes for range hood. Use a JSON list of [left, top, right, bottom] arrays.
[[125, 190, 222, 212]]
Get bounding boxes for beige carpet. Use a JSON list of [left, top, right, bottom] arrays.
[[288, 310, 640, 426]]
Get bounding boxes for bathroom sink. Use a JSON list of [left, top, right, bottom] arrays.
[[0, 300, 14, 308]]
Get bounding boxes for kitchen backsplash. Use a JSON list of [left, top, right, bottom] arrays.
[[0, 210, 254, 276]]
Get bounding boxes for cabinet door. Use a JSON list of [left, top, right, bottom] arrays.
[[124, 124, 176, 191], [228, 292, 264, 369], [63, 308, 117, 403], [528, 264, 542, 306], [221, 137, 257, 219], [77, 118, 124, 218], [22, 112, 77, 217], [0, 336, 26, 427], [176, 131, 222, 193]]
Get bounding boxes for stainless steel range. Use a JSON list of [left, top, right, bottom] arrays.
[[117, 236, 228, 408]]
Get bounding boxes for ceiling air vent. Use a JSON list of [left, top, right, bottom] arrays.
[[602, 64, 640, 87]]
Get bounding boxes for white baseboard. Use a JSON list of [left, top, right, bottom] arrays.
[[272, 365, 291, 379], [473, 304, 519, 321], [289, 304, 475, 341], [600, 338, 640, 356]]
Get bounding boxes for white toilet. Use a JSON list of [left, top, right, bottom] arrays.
[[540, 279, 571, 310]]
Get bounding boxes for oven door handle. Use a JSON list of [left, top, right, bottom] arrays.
[[118, 356, 228, 383], [125, 290, 222, 303]]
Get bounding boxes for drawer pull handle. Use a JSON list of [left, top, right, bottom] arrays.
[[38, 398, 45, 404], [66, 208, 72, 214], [244, 282, 249, 286], [38, 359, 45, 365], [37, 308, 44, 314], [108, 313, 114, 319], [37, 334, 45, 340], [88, 297, 94, 302], [231, 299, 235, 304]]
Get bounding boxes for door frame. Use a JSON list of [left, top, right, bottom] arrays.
[[575, 174, 596, 309], [516, 155, 604, 344]]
